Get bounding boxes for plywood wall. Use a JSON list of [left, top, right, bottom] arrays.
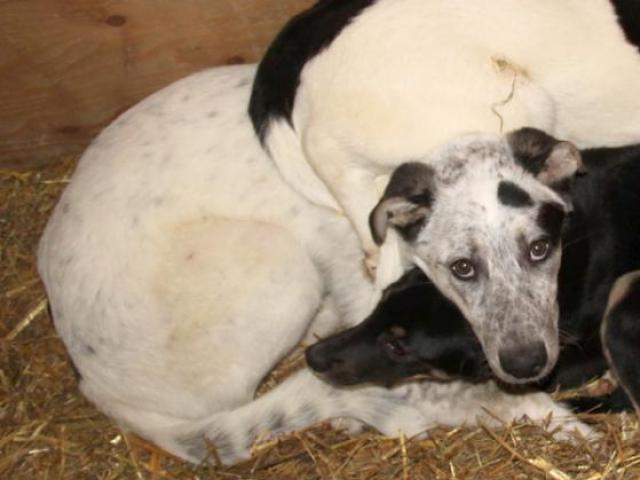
[[0, 0, 314, 169]]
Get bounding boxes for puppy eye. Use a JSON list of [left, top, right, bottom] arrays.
[[450, 258, 476, 280], [385, 338, 407, 357], [529, 238, 551, 262]]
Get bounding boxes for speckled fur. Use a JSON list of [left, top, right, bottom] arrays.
[[406, 135, 568, 383]]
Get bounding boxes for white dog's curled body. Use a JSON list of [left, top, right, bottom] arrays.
[[39, 65, 590, 465]]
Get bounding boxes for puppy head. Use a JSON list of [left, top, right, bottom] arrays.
[[305, 268, 491, 386], [369, 128, 584, 384]]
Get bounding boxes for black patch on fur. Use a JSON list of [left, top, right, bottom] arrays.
[[382, 163, 435, 201], [369, 162, 435, 244], [537, 201, 565, 245], [611, 0, 640, 52], [497, 181, 534, 207], [507, 127, 558, 175], [249, 0, 377, 140]]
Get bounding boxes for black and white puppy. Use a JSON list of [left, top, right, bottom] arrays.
[[306, 267, 491, 386], [307, 134, 640, 413]]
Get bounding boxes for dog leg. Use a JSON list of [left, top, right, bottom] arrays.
[[175, 370, 427, 465], [601, 270, 640, 415], [397, 380, 595, 440], [302, 129, 385, 267]]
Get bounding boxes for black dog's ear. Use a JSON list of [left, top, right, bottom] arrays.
[[507, 128, 585, 186], [369, 162, 435, 245]]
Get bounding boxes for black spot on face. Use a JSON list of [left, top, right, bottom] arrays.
[[497, 181, 533, 208], [537, 201, 565, 245], [207, 111, 218, 118]]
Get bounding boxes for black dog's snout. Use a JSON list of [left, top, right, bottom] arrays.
[[305, 343, 342, 373], [498, 342, 548, 379]]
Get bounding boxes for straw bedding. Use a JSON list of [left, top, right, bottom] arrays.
[[2, 159, 639, 479]]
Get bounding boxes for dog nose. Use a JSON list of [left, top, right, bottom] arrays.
[[305, 344, 340, 373], [498, 342, 548, 379]]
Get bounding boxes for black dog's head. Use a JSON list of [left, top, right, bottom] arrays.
[[305, 268, 492, 386]]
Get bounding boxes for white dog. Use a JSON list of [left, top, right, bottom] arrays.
[[38, 65, 591, 465], [253, 0, 640, 256]]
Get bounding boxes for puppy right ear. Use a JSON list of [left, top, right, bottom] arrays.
[[369, 163, 435, 245], [507, 127, 585, 186]]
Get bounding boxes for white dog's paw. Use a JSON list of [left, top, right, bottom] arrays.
[[534, 401, 599, 443], [548, 415, 598, 443]]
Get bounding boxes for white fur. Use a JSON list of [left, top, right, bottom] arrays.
[[265, 0, 640, 262], [39, 65, 591, 465]]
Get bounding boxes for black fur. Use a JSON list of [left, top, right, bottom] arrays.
[[248, 0, 376, 140], [308, 143, 640, 413], [497, 180, 534, 207], [305, 268, 491, 386], [369, 162, 435, 245], [536, 201, 565, 246], [507, 128, 560, 176], [602, 276, 640, 411], [611, 0, 640, 52]]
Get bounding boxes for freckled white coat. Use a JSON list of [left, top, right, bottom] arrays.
[[264, 0, 640, 262], [38, 65, 591, 465]]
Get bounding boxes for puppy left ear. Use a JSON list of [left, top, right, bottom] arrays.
[[507, 127, 585, 186], [369, 162, 435, 245]]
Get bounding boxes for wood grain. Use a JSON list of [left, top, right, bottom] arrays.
[[0, 0, 313, 169]]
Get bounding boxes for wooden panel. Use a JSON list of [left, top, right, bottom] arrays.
[[0, 0, 314, 169]]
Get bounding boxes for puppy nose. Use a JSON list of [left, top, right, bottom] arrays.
[[305, 344, 339, 373], [498, 342, 547, 379]]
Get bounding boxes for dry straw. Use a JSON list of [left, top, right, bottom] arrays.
[[2, 160, 639, 479]]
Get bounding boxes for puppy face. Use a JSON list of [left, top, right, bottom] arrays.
[[305, 268, 492, 386], [369, 129, 584, 384]]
